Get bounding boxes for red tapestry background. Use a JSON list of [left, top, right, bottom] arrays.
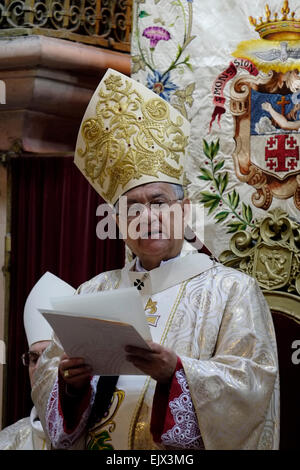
[[5, 156, 125, 426]]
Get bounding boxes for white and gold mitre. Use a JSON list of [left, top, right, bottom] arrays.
[[74, 69, 190, 205]]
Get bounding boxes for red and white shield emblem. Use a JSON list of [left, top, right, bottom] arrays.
[[229, 73, 300, 210], [251, 133, 300, 179]]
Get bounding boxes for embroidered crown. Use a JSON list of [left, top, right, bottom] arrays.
[[74, 69, 190, 206], [249, 1, 300, 40]]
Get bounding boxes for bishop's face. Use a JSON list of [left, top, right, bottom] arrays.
[[116, 182, 190, 271], [28, 340, 51, 388]]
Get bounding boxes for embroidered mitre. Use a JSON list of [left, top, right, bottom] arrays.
[[74, 69, 190, 205]]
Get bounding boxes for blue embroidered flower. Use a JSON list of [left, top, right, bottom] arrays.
[[147, 71, 178, 102]]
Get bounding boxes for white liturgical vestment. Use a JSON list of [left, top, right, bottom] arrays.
[[0, 407, 49, 450], [32, 251, 280, 450]]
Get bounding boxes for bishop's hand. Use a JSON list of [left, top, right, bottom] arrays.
[[125, 341, 177, 383], [59, 353, 92, 392]]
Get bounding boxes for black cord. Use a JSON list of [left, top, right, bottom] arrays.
[[88, 375, 119, 428]]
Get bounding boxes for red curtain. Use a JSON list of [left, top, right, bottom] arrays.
[[5, 156, 124, 426]]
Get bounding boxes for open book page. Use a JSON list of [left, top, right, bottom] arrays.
[[39, 287, 152, 375]]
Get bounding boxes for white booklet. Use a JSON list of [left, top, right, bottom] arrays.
[[40, 287, 152, 375]]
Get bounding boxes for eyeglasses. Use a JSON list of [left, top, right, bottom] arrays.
[[21, 351, 42, 367], [117, 198, 183, 220]]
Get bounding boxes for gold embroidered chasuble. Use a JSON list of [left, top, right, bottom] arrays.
[[32, 252, 279, 450]]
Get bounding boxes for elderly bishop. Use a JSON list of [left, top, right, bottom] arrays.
[[32, 69, 279, 450]]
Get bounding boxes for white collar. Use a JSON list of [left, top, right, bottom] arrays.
[[135, 254, 180, 272], [120, 250, 216, 295]]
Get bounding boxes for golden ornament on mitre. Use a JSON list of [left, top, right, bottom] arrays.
[[74, 69, 190, 205]]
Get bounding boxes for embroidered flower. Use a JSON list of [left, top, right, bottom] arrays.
[[147, 70, 178, 102], [104, 75, 123, 90], [142, 26, 171, 49]]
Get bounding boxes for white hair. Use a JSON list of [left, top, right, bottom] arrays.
[[169, 183, 184, 200]]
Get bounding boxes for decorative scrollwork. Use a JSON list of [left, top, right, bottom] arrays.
[[0, 0, 132, 52], [250, 178, 273, 210], [220, 208, 300, 295], [230, 73, 271, 116], [50, 1, 65, 29], [33, 2, 48, 27], [6, 0, 25, 27]]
